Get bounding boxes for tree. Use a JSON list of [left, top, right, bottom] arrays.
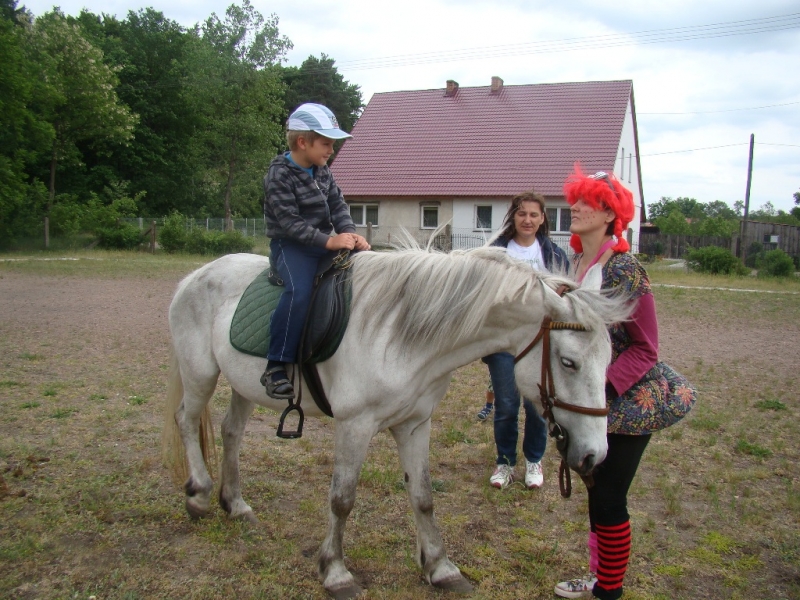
[[187, 0, 291, 228], [653, 208, 691, 235], [703, 200, 737, 220], [73, 8, 202, 216], [281, 54, 364, 135], [0, 0, 52, 242], [648, 196, 704, 221], [27, 10, 137, 239]]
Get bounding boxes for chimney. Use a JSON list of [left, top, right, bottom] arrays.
[[445, 80, 459, 97], [491, 76, 504, 93]]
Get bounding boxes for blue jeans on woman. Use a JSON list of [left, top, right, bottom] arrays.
[[482, 351, 548, 466], [268, 239, 331, 364]]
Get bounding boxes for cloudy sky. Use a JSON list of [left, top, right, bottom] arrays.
[[21, 0, 800, 214]]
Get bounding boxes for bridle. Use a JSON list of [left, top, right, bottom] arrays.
[[513, 285, 609, 497]]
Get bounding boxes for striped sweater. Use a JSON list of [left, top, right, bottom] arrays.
[[263, 153, 355, 248]]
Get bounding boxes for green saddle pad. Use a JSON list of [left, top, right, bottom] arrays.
[[229, 268, 350, 363]]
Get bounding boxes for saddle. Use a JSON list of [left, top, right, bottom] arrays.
[[229, 250, 353, 428]]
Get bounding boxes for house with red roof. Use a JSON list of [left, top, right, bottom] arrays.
[[332, 77, 645, 251]]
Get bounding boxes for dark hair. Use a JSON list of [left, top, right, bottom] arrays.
[[499, 190, 550, 240]]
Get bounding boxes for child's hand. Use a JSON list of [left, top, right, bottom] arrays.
[[352, 234, 371, 251], [325, 233, 356, 250]]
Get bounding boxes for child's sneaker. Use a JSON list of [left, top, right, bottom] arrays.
[[476, 404, 493, 420], [554, 575, 597, 598], [489, 464, 514, 489]]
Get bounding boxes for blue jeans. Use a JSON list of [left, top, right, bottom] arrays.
[[268, 239, 331, 364], [482, 352, 547, 466]]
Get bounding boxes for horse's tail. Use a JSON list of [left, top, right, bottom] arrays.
[[161, 344, 216, 485]]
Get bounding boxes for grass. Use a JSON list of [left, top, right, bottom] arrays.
[[0, 249, 798, 599]]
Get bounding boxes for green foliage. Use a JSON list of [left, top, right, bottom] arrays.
[[281, 53, 364, 135], [654, 208, 691, 235], [756, 249, 795, 278], [95, 222, 146, 250], [686, 246, 749, 276], [158, 212, 188, 253], [158, 213, 254, 255]]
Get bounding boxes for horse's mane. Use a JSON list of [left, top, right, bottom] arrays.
[[350, 243, 629, 353]]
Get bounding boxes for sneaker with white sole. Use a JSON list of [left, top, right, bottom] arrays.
[[489, 464, 514, 489], [554, 575, 597, 598], [524, 459, 543, 489]]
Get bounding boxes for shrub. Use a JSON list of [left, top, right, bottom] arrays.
[[686, 246, 749, 275], [95, 223, 146, 250], [161, 215, 254, 255], [756, 249, 795, 278], [158, 212, 188, 253]]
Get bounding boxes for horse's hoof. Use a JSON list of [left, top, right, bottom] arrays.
[[326, 583, 363, 599], [239, 510, 259, 525], [433, 574, 473, 594], [186, 498, 209, 520]]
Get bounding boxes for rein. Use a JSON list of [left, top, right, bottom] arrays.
[[513, 285, 609, 498]]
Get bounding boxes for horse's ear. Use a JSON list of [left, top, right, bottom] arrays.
[[540, 280, 569, 320], [581, 264, 604, 291]]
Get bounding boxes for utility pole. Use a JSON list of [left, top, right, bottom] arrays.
[[740, 133, 754, 262]]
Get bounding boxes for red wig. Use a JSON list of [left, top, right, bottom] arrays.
[[563, 164, 635, 253]]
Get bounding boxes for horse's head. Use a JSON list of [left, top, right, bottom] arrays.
[[513, 265, 631, 476]]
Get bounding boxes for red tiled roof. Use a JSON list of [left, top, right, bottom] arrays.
[[332, 80, 633, 197]]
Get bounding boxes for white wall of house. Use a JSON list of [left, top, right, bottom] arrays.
[[613, 96, 643, 248]]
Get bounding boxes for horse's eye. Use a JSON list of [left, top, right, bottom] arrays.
[[560, 357, 576, 370]]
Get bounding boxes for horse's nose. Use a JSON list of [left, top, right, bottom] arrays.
[[578, 453, 596, 476]]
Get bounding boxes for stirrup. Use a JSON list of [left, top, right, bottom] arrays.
[[261, 366, 294, 400]]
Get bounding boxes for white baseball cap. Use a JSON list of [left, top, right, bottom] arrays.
[[286, 103, 352, 140]]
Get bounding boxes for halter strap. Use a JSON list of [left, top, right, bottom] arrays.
[[513, 285, 609, 497]]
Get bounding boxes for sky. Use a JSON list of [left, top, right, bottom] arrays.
[[20, 0, 800, 215]]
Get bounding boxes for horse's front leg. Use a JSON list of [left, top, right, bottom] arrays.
[[318, 421, 374, 599], [390, 418, 473, 593], [218, 389, 257, 523]]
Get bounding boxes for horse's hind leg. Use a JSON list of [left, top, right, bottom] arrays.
[[318, 421, 374, 599], [218, 389, 257, 523], [175, 361, 220, 520], [390, 418, 472, 593]]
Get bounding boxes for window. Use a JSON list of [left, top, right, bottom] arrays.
[[475, 206, 492, 230], [547, 207, 572, 233], [560, 209, 572, 232], [349, 203, 379, 226], [421, 206, 439, 229]]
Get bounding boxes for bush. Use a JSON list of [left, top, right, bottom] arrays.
[[756, 249, 795, 278], [686, 246, 749, 276], [158, 212, 188, 253], [95, 223, 146, 250], [159, 214, 254, 255]]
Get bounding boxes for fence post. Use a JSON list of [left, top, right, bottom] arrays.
[[151, 221, 156, 253], [366, 222, 373, 245]]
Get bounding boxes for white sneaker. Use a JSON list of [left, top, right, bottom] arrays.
[[489, 464, 514, 489], [524, 459, 543, 489], [554, 575, 597, 598]]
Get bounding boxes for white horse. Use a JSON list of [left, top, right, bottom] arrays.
[[162, 245, 630, 598]]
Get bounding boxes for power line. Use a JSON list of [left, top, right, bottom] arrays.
[[639, 100, 800, 115], [334, 13, 800, 71], [636, 141, 800, 158]]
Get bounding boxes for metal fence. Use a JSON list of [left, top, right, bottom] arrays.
[[123, 217, 269, 238]]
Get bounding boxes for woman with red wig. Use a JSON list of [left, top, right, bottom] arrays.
[[554, 167, 695, 599]]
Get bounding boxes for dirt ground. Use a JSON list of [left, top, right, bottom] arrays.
[[1, 265, 799, 599]]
